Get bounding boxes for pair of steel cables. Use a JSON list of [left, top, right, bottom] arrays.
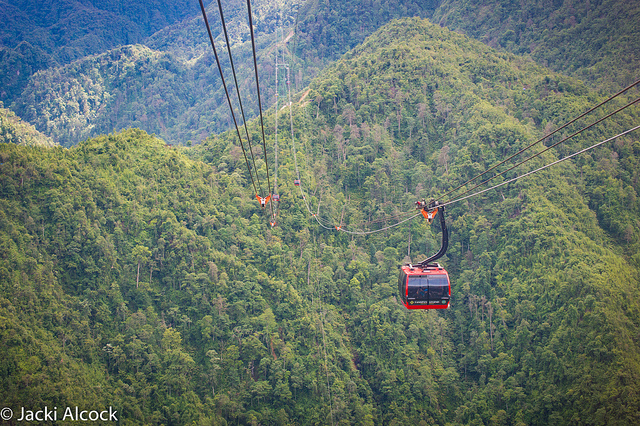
[[197, 1, 639, 234], [198, 0, 275, 220], [299, 78, 640, 235], [198, 0, 317, 228], [270, 28, 295, 227], [438, 78, 640, 208]]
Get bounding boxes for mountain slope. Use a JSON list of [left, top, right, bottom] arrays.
[[0, 104, 56, 147], [0, 0, 202, 106], [433, 0, 640, 90], [11, 45, 205, 147], [9, 1, 307, 147], [8, 0, 639, 147], [2, 17, 640, 425]]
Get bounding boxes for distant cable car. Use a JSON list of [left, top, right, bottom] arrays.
[[256, 194, 271, 208], [273, 194, 280, 201], [294, 179, 301, 186], [398, 201, 451, 310]]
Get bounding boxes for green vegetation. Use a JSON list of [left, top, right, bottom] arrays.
[[0, 0, 201, 105], [6, 0, 639, 149], [12, 45, 204, 147], [291, 0, 439, 78], [433, 0, 640, 91], [0, 104, 56, 147], [2, 18, 640, 424], [8, 2, 304, 147]]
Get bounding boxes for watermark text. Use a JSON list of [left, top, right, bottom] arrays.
[[0, 406, 118, 422]]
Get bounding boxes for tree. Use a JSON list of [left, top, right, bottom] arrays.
[[132, 244, 151, 288], [206, 349, 221, 397]]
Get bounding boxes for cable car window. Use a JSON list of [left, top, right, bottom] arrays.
[[398, 271, 407, 303], [407, 276, 429, 301], [428, 274, 449, 301]]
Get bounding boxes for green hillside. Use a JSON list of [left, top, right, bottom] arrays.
[[433, 0, 640, 91], [10, 40, 283, 147], [0, 104, 56, 147], [294, 0, 640, 92], [8, 2, 305, 147], [291, 0, 439, 77], [7, 0, 639, 148], [2, 18, 640, 424], [0, 0, 202, 106], [11, 45, 209, 147]]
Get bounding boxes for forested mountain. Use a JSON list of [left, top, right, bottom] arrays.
[[291, 0, 439, 78], [7, 0, 306, 147], [0, 0, 201, 105], [2, 17, 640, 425], [4, 0, 639, 147], [0, 104, 56, 147], [432, 0, 640, 91], [11, 44, 214, 146]]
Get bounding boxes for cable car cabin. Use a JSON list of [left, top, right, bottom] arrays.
[[294, 179, 301, 186], [398, 264, 450, 310], [273, 194, 280, 201]]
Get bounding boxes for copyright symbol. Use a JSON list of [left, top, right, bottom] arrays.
[[0, 407, 13, 420]]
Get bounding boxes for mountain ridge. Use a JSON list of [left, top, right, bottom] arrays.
[[5, 0, 639, 147], [0, 104, 56, 147]]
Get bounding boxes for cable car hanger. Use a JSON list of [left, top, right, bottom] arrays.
[[412, 200, 448, 268]]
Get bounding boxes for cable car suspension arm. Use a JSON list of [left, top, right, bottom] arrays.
[[415, 200, 448, 267]]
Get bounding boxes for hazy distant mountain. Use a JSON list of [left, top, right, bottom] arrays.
[[0, 0, 202, 105], [433, 0, 640, 90], [0, 104, 56, 147], [5, 0, 638, 148]]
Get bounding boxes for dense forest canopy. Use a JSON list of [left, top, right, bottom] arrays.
[[2, 15, 640, 424], [2, 0, 639, 146], [0, 0, 201, 105], [433, 0, 640, 91], [0, 104, 56, 147]]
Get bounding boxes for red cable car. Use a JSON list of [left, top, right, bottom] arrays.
[[294, 179, 301, 186], [273, 194, 280, 201], [398, 263, 450, 309], [398, 201, 451, 310]]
